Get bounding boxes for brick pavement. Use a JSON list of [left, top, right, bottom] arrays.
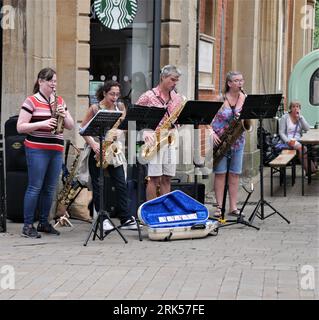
[[0, 171, 318, 300]]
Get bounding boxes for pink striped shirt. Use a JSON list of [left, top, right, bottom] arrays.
[[21, 93, 66, 152]]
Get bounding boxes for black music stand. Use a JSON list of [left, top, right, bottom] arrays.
[[82, 110, 128, 246], [179, 101, 258, 230], [119, 105, 166, 240], [177, 100, 222, 200], [242, 94, 290, 224], [216, 149, 259, 230]]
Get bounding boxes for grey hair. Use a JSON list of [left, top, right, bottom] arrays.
[[288, 101, 301, 112], [160, 65, 182, 80], [224, 71, 243, 93]]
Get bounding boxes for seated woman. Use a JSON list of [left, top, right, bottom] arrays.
[[278, 101, 317, 174]]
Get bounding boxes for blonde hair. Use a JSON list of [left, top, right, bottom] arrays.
[[224, 71, 243, 94]]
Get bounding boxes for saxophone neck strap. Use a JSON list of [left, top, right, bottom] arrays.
[[151, 89, 172, 107], [39, 91, 53, 115]]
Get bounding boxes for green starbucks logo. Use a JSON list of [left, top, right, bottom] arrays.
[[94, 0, 138, 30]]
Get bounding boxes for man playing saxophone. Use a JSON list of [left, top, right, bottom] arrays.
[[210, 71, 247, 218], [80, 80, 137, 231], [136, 65, 183, 200]]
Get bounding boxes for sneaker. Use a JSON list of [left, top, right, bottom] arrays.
[[120, 217, 138, 230], [103, 219, 114, 232], [21, 225, 41, 238], [37, 223, 60, 235]]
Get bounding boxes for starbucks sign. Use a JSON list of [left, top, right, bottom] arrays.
[[94, 0, 138, 30]]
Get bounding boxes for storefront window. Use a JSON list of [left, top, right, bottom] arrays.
[[90, 0, 155, 106], [310, 68, 319, 106]]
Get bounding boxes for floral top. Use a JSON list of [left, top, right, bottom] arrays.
[[212, 105, 245, 151]]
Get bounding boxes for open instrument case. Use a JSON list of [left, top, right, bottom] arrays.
[[138, 190, 218, 241]]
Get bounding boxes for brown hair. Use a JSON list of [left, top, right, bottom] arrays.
[[95, 80, 121, 102], [33, 68, 56, 94]]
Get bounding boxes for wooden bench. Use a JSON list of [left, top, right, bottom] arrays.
[[269, 149, 297, 196]]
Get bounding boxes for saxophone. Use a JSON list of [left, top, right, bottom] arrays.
[[96, 109, 124, 169], [55, 143, 82, 218], [213, 90, 252, 167], [51, 89, 65, 134], [140, 97, 187, 161]]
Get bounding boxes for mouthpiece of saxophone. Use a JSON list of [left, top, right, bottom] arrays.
[[240, 88, 247, 97]]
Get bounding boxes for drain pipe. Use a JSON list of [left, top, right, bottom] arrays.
[[195, 0, 200, 100], [218, 0, 225, 96]]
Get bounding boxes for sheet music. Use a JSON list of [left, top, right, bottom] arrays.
[[79, 109, 123, 135]]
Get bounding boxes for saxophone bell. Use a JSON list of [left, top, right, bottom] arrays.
[[140, 96, 187, 161]]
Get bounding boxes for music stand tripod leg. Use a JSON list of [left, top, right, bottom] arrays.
[[83, 213, 99, 246], [216, 152, 259, 230], [135, 161, 144, 241], [84, 133, 128, 245], [248, 117, 290, 225]]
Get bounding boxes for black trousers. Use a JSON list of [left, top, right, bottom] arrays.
[[89, 151, 130, 223]]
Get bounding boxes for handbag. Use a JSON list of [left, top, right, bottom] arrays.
[[76, 143, 92, 189], [274, 142, 289, 151]]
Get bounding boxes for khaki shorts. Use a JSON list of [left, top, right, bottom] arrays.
[[147, 144, 176, 177]]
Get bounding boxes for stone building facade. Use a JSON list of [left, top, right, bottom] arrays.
[[0, 0, 316, 182]]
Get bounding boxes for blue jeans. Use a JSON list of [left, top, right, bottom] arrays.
[[24, 147, 63, 225]]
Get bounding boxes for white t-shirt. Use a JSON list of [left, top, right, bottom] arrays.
[[287, 117, 301, 140]]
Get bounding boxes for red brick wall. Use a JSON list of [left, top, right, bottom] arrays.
[[198, 0, 227, 101]]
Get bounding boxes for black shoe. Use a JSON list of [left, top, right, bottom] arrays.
[[120, 217, 139, 230], [37, 223, 60, 235], [21, 225, 41, 238]]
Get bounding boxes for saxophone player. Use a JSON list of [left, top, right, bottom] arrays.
[[80, 80, 137, 231], [210, 71, 246, 218], [17, 68, 74, 238], [136, 65, 183, 200]]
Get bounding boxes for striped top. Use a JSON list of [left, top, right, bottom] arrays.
[[21, 92, 66, 152]]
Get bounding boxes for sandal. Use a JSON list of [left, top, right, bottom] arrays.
[[228, 209, 245, 217], [212, 206, 222, 218]]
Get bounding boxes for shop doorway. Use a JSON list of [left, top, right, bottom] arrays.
[[89, 0, 159, 106]]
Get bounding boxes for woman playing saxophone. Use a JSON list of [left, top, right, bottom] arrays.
[[210, 71, 246, 218], [80, 80, 137, 231], [17, 67, 74, 238]]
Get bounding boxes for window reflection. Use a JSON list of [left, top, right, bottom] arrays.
[[310, 68, 319, 106]]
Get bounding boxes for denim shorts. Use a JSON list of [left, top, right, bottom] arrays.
[[213, 147, 244, 174]]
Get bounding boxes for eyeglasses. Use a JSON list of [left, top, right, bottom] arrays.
[[42, 80, 57, 85], [108, 92, 120, 97], [232, 79, 244, 83]]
